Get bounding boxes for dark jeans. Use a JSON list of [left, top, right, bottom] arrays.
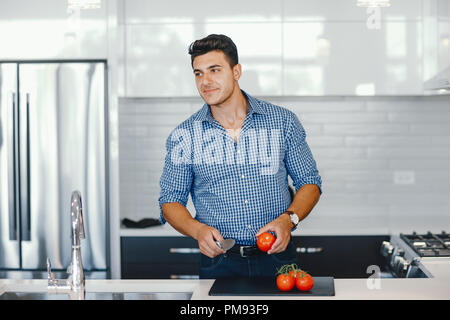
[[199, 240, 298, 279]]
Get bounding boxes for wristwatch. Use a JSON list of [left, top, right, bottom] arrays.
[[283, 210, 299, 229]]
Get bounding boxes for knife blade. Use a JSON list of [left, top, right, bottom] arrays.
[[216, 239, 235, 252]]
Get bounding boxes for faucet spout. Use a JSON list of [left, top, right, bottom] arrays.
[[69, 191, 85, 292], [71, 190, 85, 246], [47, 190, 86, 299]]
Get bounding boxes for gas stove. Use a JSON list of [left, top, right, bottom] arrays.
[[380, 230, 450, 278], [400, 231, 450, 257]]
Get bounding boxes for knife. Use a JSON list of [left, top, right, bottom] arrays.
[[216, 239, 235, 252]]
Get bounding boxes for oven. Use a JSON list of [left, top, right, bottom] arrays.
[[380, 231, 450, 278]]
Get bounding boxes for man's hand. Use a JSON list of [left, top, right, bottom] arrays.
[[255, 214, 292, 254], [195, 224, 226, 258]]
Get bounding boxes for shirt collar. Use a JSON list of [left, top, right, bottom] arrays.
[[194, 89, 266, 123]]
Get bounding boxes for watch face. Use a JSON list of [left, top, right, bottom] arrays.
[[290, 214, 299, 225]]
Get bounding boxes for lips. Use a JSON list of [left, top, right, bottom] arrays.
[[203, 88, 218, 94]]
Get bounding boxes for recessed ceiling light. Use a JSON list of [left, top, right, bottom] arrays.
[[356, 0, 391, 7], [67, 0, 101, 10]]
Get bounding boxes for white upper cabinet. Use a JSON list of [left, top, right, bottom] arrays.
[[283, 20, 423, 95], [0, 0, 108, 60], [125, 24, 198, 97], [0, 0, 439, 95], [121, 0, 428, 96], [437, 0, 450, 74], [423, 0, 450, 92], [283, 0, 423, 95], [123, 0, 283, 97]]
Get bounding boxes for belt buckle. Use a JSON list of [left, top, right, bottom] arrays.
[[239, 246, 249, 258]]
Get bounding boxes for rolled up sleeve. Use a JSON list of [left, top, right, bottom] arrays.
[[284, 112, 322, 195], [158, 130, 194, 224]]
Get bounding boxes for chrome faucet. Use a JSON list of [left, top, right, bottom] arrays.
[[47, 190, 86, 300]]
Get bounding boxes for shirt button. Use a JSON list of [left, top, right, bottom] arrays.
[[247, 225, 252, 229], [244, 200, 248, 204], [241, 175, 245, 179]]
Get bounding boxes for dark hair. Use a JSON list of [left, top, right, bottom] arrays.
[[188, 34, 239, 68]]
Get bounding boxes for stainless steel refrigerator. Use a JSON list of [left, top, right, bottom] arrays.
[[0, 60, 109, 279]]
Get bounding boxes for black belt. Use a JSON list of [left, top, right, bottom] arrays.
[[228, 245, 264, 258]]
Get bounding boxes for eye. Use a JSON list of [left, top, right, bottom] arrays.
[[194, 72, 202, 77]]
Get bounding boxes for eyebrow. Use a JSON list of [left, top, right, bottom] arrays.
[[193, 64, 223, 73]]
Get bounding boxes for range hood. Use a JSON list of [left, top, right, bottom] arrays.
[[424, 66, 450, 91]]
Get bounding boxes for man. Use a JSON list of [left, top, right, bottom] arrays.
[[159, 34, 322, 278]]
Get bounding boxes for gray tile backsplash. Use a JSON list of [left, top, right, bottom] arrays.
[[119, 95, 450, 234]]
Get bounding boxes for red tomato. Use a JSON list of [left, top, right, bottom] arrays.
[[276, 274, 295, 291], [295, 273, 314, 291], [257, 232, 276, 252]]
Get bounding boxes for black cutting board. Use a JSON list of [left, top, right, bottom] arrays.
[[209, 276, 335, 296]]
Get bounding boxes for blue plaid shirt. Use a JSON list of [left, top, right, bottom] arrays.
[[159, 90, 322, 245]]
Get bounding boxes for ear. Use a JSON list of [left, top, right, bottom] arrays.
[[232, 63, 242, 81]]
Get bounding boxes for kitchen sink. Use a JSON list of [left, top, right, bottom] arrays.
[[0, 291, 192, 300]]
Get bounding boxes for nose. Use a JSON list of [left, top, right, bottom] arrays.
[[201, 72, 213, 86]]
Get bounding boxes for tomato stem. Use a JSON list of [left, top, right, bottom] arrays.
[[276, 263, 302, 275]]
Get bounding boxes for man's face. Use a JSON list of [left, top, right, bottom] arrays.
[[192, 50, 241, 106]]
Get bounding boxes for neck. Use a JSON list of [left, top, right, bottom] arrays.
[[209, 86, 248, 127]]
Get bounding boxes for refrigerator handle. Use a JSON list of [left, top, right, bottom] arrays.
[[9, 93, 18, 241], [19, 93, 31, 241]]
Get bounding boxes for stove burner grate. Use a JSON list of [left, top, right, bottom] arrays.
[[400, 231, 450, 257]]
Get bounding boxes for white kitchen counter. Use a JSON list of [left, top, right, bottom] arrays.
[[2, 235, 449, 300], [1, 277, 449, 300], [120, 224, 390, 237]]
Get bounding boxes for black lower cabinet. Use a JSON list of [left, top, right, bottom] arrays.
[[120, 235, 389, 279], [121, 237, 200, 279], [291, 235, 389, 278]]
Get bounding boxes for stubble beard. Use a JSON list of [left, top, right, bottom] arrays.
[[201, 83, 236, 108]]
